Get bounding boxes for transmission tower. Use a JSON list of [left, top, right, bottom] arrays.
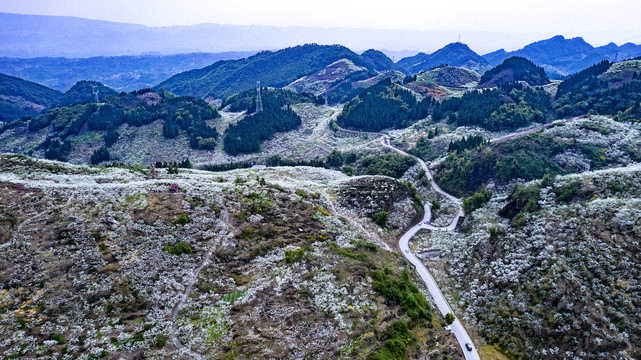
[[92, 85, 100, 103], [256, 81, 263, 113]]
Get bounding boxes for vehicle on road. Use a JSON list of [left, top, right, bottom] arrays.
[[444, 326, 452, 332], [465, 342, 473, 351], [404, 249, 409, 253]]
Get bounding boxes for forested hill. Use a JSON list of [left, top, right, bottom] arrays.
[[0, 73, 62, 122], [0, 89, 220, 164], [360, 49, 396, 71], [156, 44, 379, 100], [396, 42, 491, 75], [554, 59, 641, 119], [51, 81, 119, 108], [223, 88, 304, 155], [337, 78, 432, 131], [478, 56, 550, 88]]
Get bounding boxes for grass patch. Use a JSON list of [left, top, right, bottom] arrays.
[[478, 345, 510, 360]]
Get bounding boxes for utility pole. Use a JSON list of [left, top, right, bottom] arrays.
[[92, 85, 100, 103], [256, 81, 263, 113]]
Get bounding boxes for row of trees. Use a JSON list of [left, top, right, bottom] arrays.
[[447, 135, 486, 153], [223, 92, 302, 155]]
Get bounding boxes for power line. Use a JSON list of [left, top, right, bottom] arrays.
[[255, 81, 263, 113]]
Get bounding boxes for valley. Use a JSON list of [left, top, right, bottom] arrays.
[[1, 20, 641, 360]]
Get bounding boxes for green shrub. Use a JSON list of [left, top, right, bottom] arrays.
[[163, 241, 193, 256], [445, 313, 455, 325], [403, 182, 423, 209], [368, 320, 412, 360], [499, 184, 540, 219], [462, 187, 492, 215], [342, 165, 357, 176], [155, 334, 167, 348], [284, 248, 305, 264], [50, 334, 64, 344], [555, 181, 582, 203], [329, 243, 368, 262], [173, 213, 190, 225], [370, 269, 431, 324], [361, 153, 416, 179], [354, 241, 378, 252], [372, 211, 388, 227]]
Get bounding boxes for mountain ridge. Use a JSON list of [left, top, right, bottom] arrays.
[[483, 35, 641, 77], [396, 42, 492, 75]]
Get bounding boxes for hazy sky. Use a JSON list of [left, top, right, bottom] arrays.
[[1, 0, 641, 45]]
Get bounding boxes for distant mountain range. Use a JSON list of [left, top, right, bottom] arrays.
[[0, 12, 564, 57], [0, 52, 255, 92], [483, 35, 641, 78]]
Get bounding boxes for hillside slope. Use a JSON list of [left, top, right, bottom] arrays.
[[0, 73, 62, 122], [422, 161, 641, 359], [0, 155, 460, 359], [283, 58, 369, 96]]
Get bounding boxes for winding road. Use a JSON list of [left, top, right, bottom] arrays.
[[382, 136, 479, 360], [337, 122, 480, 359]]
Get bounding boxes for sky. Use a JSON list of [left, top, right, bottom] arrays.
[[1, 0, 641, 46]]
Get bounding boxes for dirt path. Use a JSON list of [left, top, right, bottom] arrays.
[[490, 115, 585, 143], [169, 198, 229, 359]]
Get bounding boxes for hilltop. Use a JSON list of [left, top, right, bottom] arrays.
[[478, 56, 550, 88], [396, 42, 492, 75], [51, 81, 119, 108], [403, 65, 481, 98]]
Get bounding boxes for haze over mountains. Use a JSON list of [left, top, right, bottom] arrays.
[[0, 12, 619, 58]]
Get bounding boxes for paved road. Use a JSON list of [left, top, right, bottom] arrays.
[[383, 137, 479, 360], [336, 124, 479, 358]]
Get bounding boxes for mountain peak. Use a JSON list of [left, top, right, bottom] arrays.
[[397, 42, 490, 75]]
